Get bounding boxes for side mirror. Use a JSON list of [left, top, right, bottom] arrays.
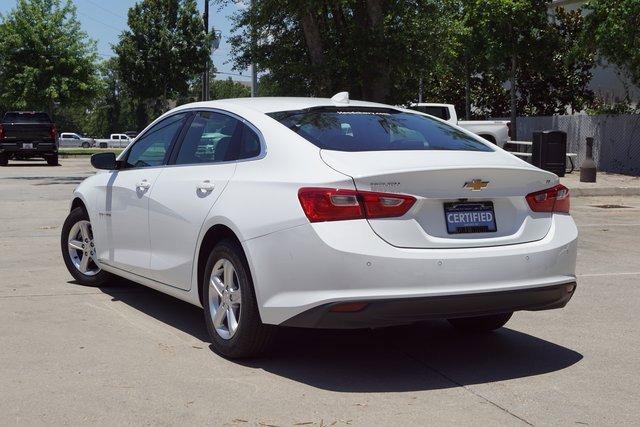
[[91, 152, 117, 170]]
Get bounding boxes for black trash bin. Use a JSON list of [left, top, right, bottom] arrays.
[[532, 130, 567, 177]]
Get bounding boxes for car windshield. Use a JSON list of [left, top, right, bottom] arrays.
[[3, 112, 51, 124], [268, 107, 492, 152]]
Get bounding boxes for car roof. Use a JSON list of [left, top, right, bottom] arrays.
[[173, 96, 400, 115]]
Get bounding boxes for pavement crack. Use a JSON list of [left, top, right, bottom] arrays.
[[398, 348, 535, 426]]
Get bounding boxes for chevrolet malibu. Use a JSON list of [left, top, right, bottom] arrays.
[[61, 94, 577, 358]]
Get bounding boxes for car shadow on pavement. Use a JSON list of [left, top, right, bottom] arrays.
[[96, 280, 583, 393]]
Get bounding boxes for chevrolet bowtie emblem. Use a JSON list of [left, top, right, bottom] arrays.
[[463, 179, 489, 191]]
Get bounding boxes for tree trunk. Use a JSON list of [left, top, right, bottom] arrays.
[[299, 8, 330, 95], [359, 0, 390, 102], [510, 54, 518, 140], [464, 56, 471, 120]]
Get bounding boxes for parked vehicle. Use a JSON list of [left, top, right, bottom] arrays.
[[59, 132, 95, 148], [95, 133, 133, 148], [0, 111, 58, 166], [109, 133, 132, 148], [408, 103, 511, 147], [61, 94, 577, 358]]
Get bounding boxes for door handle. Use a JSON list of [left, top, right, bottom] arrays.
[[136, 180, 151, 189], [196, 180, 215, 191]]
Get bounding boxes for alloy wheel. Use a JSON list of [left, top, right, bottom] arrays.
[[209, 258, 242, 340], [67, 220, 100, 276]]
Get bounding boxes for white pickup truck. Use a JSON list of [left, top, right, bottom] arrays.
[[95, 133, 133, 148], [408, 103, 511, 148]]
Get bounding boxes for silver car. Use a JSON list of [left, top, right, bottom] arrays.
[[59, 132, 95, 148]]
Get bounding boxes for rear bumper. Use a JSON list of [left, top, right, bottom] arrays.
[[245, 213, 578, 326], [0, 142, 57, 156], [282, 281, 576, 329]]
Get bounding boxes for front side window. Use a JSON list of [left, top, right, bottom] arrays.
[[124, 113, 187, 168], [175, 111, 240, 164], [269, 108, 491, 152]]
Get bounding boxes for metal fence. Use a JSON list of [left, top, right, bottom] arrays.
[[516, 114, 640, 176]]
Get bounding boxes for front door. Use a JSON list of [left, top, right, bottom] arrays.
[[147, 111, 242, 290], [94, 113, 189, 276]]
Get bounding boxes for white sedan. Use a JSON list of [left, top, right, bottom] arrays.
[[60, 93, 577, 358]]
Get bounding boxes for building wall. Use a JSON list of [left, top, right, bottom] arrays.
[[550, 0, 640, 104]]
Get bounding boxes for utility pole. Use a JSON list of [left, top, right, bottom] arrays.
[[250, 0, 257, 97], [418, 77, 423, 103], [202, 0, 210, 101]]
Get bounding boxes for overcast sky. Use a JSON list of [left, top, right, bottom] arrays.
[[0, 0, 250, 81]]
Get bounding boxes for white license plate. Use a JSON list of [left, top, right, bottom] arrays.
[[22, 143, 33, 149]]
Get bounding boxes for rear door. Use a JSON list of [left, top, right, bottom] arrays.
[[146, 110, 249, 290], [93, 112, 189, 275]]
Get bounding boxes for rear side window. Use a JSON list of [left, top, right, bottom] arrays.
[[237, 124, 261, 160], [175, 111, 240, 164], [269, 108, 491, 152], [3, 112, 51, 123]]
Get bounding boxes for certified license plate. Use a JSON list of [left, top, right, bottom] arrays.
[[444, 201, 497, 234], [22, 143, 33, 149]]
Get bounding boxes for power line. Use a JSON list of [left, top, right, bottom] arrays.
[[77, 10, 122, 32], [84, 0, 126, 20]]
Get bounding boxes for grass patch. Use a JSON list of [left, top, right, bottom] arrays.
[[59, 148, 124, 156]]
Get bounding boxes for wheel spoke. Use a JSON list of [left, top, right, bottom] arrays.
[[210, 276, 225, 297], [227, 306, 238, 332], [213, 303, 227, 328], [229, 289, 242, 304], [223, 260, 235, 289], [78, 253, 90, 273], [79, 222, 91, 241], [68, 240, 83, 251]]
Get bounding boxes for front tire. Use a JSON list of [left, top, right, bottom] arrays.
[[447, 312, 513, 333], [203, 240, 275, 358], [61, 207, 111, 286]]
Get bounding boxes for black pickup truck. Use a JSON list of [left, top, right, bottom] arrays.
[[0, 111, 58, 166]]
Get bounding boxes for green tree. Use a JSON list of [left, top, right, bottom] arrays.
[[114, 0, 210, 129], [0, 0, 100, 116], [221, 0, 465, 104], [585, 0, 640, 87], [211, 77, 251, 99]]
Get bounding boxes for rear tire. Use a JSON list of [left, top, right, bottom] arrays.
[[0, 154, 7, 166], [203, 239, 275, 358], [61, 207, 112, 286], [82, 142, 90, 148], [448, 312, 513, 333], [46, 154, 58, 166]]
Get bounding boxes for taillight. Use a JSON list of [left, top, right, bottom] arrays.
[[50, 125, 57, 141], [526, 184, 570, 213], [0, 124, 4, 140], [506, 121, 512, 139], [298, 187, 416, 222]]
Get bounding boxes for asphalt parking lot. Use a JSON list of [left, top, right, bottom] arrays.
[[1, 158, 639, 426]]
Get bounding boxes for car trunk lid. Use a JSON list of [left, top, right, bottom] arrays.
[[320, 149, 558, 249]]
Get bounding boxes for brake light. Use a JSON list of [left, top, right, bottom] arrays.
[[0, 124, 4, 140], [506, 121, 512, 139], [526, 184, 570, 213], [50, 125, 57, 141], [298, 187, 416, 222]]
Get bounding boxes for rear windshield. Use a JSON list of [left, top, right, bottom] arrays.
[[268, 108, 491, 152], [2, 112, 51, 123]]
